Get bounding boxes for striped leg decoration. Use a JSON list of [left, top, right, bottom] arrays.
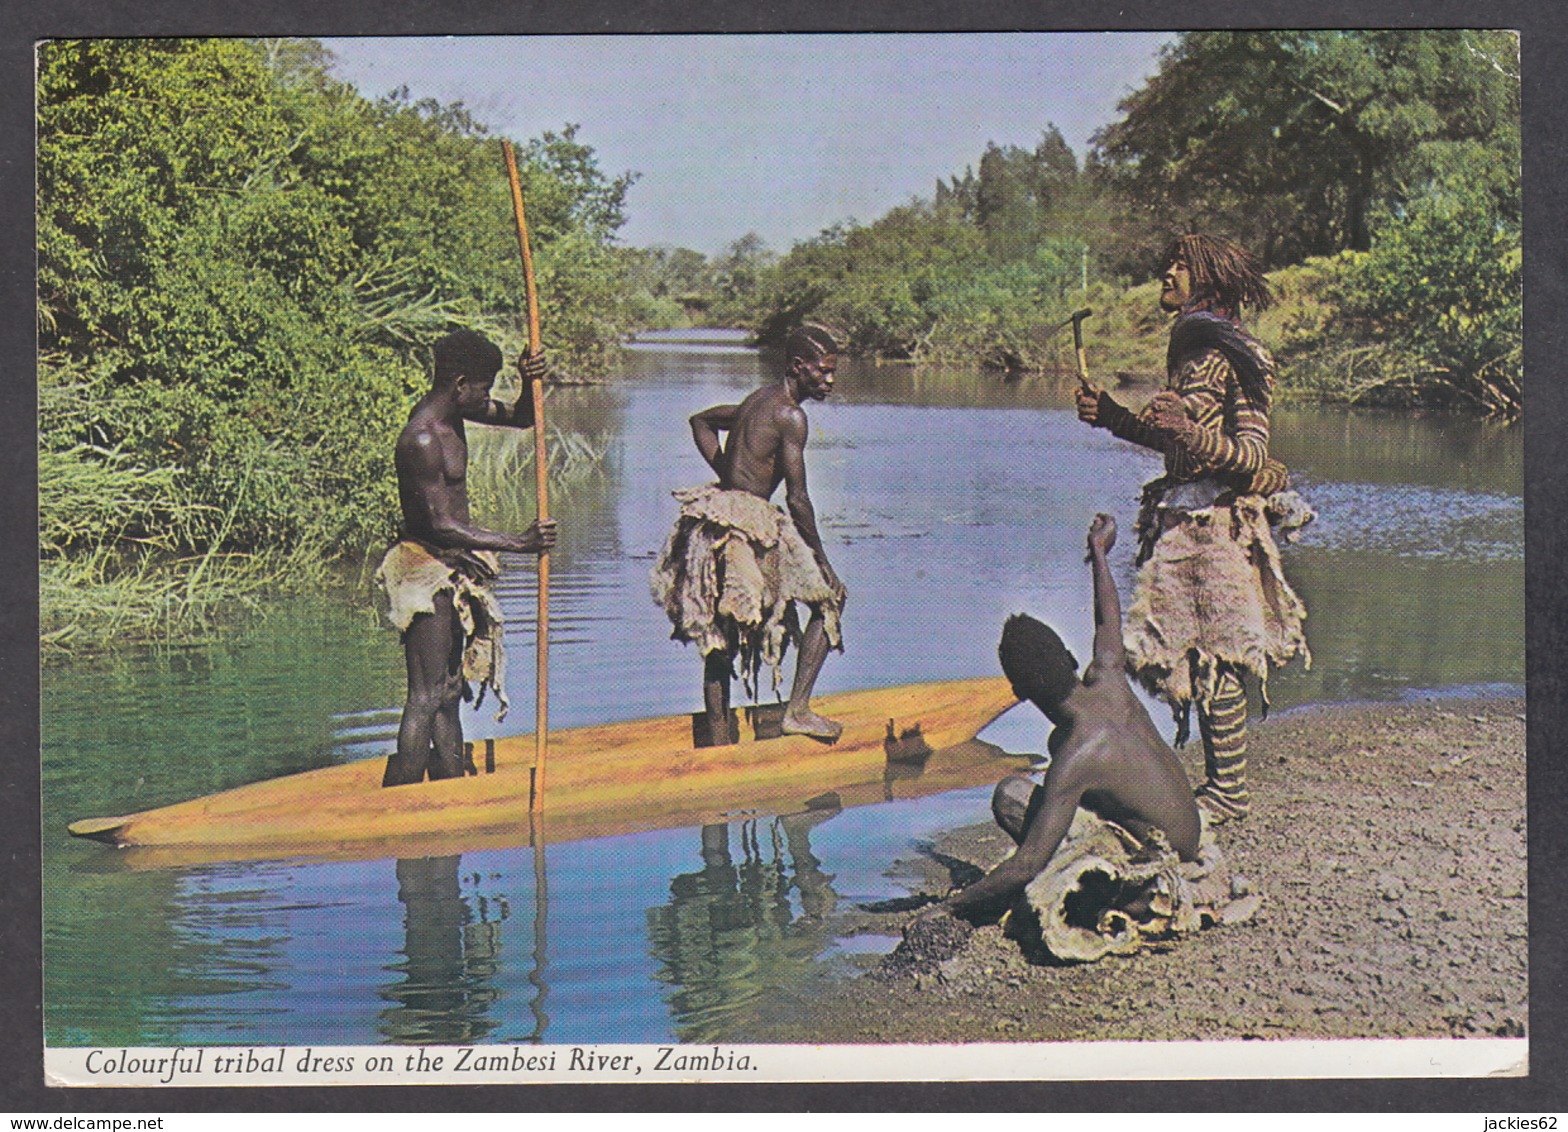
[[1195, 669, 1250, 822]]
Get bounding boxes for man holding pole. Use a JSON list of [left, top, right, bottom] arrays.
[[1074, 234, 1311, 822], [374, 330, 557, 787]]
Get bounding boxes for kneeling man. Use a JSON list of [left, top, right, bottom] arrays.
[[921, 515, 1254, 961]]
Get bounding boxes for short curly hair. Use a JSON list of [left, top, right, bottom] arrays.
[[432, 329, 503, 386], [998, 613, 1080, 710]]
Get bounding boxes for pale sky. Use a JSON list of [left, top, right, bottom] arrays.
[[322, 33, 1174, 256]]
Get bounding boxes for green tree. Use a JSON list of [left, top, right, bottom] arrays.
[[746, 121, 1111, 366], [635, 246, 711, 299], [1334, 175, 1521, 416], [973, 126, 1084, 261], [976, 143, 1033, 259], [618, 245, 714, 327], [708, 233, 777, 322], [1090, 30, 1520, 264], [37, 37, 643, 646]]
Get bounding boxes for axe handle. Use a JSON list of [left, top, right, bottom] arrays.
[[1073, 319, 1091, 387]]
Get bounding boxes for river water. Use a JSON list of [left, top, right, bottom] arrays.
[[42, 329, 1523, 1047]]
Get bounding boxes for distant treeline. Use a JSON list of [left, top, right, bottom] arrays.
[[658, 31, 1521, 420], [37, 32, 1522, 651]]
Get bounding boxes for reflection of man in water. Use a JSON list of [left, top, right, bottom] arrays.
[[375, 331, 557, 786], [651, 326, 848, 744], [380, 855, 502, 1044], [647, 809, 841, 1038], [930, 514, 1202, 917], [1075, 235, 1310, 821]]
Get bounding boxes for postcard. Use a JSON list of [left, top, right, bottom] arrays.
[[33, 27, 1532, 1092]]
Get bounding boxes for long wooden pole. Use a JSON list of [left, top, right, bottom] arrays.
[[502, 139, 551, 814]]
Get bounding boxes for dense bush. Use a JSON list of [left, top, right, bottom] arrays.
[[38, 38, 642, 648], [1333, 179, 1522, 416]]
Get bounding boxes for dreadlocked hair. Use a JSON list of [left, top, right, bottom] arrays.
[[1163, 234, 1273, 315]]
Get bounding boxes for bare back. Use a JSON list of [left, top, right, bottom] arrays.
[[1053, 674, 1201, 859], [948, 672, 1200, 913], [945, 514, 1200, 913], [687, 360, 839, 599]]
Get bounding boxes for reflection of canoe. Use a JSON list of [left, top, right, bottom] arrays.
[[69, 677, 1024, 870]]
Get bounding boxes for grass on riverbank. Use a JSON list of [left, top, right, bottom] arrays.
[[39, 446, 351, 657], [41, 420, 610, 660]]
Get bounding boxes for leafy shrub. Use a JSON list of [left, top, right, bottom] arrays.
[[38, 38, 642, 648], [1333, 178, 1521, 416]]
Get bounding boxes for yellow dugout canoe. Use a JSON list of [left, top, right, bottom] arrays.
[[69, 677, 1027, 869]]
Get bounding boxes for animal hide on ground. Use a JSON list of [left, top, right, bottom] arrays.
[[1020, 808, 1261, 963]]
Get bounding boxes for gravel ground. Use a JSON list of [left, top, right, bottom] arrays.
[[743, 695, 1527, 1044]]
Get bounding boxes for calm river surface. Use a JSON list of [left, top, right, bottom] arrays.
[[42, 329, 1523, 1046]]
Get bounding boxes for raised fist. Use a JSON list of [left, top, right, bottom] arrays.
[[1087, 512, 1117, 555]]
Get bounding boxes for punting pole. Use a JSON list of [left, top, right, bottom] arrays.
[[501, 139, 551, 815]]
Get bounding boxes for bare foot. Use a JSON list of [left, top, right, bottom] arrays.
[[781, 709, 844, 743]]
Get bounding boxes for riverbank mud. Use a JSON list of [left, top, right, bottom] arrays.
[[745, 695, 1527, 1043]]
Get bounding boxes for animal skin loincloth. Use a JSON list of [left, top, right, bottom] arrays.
[[1021, 806, 1261, 963], [650, 485, 843, 696], [375, 540, 509, 720], [1126, 487, 1310, 723]]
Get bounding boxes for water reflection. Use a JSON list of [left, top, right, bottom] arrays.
[[527, 822, 550, 1043], [648, 805, 842, 1041], [378, 856, 506, 1045], [43, 330, 1525, 1047]]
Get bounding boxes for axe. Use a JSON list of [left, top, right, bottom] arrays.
[[1064, 307, 1094, 388]]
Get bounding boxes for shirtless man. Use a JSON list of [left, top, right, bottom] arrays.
[[651, 325, 848, 744], [375, 329, 556, 787], [934, 513, 1200, 916]]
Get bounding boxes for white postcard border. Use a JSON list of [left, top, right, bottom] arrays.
[[44, 1039, 1527, 1088]]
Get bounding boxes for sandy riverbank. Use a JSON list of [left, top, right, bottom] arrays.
[[743, 694, 1527, 1043]]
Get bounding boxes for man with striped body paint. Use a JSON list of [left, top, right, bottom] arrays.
[[1076, 235, 1311, 822]]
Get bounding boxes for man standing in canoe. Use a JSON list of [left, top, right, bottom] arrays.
[[1076, 234, 1311, 822], [376, 329, 557, 787], [651, 325, 849, 745]]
